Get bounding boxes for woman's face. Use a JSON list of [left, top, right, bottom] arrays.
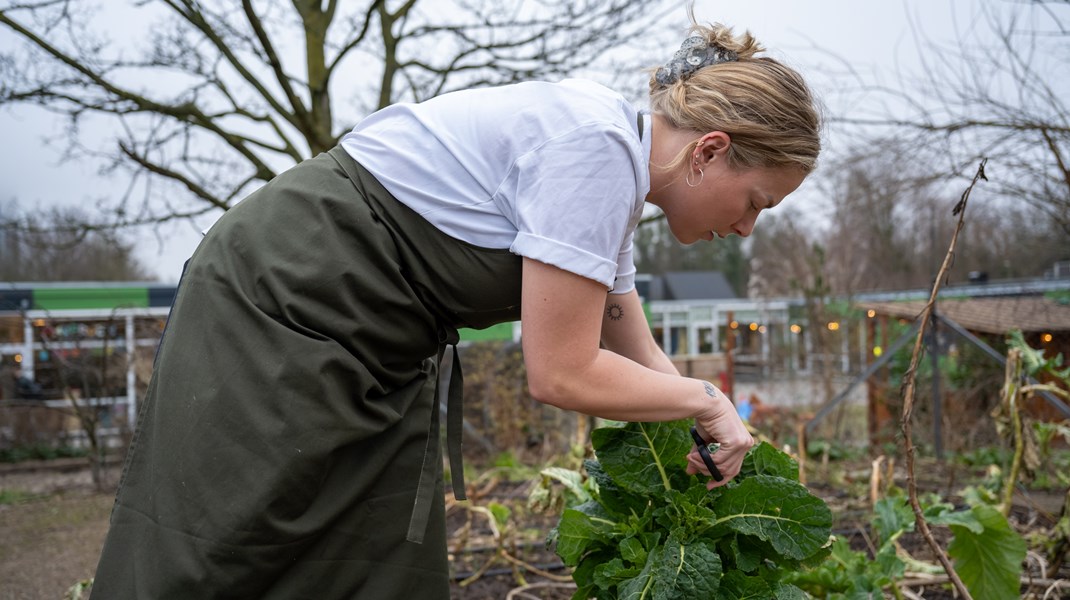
[[648, 136, 805, 244]]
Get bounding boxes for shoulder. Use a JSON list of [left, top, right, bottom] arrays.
[[442, 79, 635, 132], [540, 79, 635, 125], [511, 80, 639, 150]]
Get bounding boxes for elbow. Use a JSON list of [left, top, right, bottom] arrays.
[[526, 366, 576, 411]]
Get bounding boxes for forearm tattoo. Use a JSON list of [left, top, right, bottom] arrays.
[[606, 303, 624, 321], [703, 381, 716, 397]]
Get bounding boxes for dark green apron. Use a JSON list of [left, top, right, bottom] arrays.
[[91, 146, 522, 599]]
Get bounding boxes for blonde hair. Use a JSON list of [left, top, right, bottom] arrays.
[[649, 17, 821, 175]]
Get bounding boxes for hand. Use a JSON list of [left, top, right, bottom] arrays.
[[685, 381, 754, 489]]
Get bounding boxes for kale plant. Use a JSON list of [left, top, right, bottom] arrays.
[[787, 491, 1027, 600], [547, 420, 833, 599]]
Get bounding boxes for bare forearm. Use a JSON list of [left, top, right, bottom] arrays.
[[521, 258, 752, 487], [643, 341, 680, 376], [531, 348, 715, 423]]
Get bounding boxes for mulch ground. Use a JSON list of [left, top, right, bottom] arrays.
[[1, 458, 1067, 599]]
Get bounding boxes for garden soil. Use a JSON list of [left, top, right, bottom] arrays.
[[0, 463, 573, 600], [2, 458, 1065, 599]]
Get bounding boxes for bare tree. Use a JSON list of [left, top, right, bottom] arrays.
[[0, 199, 152, 281], [746, 209, 819, 298], [634, 217, 750, 295], [815, 142, 954, 293], [834, 0, 1070, 235], [37, 313, 128, 490], [786, 138, 1070, 297], [0, 0, 672, 230]]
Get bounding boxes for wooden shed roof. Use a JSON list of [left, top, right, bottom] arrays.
[[859, 296, 1070, 334]]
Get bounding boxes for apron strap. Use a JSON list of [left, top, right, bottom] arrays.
[[446, 344, 466, 501], [406, 327, 467, 543]]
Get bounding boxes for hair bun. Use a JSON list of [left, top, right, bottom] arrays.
[[700, 22, 764, 60], [654, 35, 738, 87]]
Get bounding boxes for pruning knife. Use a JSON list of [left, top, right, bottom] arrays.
[[690, 426, 724, 482]]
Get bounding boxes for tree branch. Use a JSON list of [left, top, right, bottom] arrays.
[[241, 0, 310, 129], [325, 0, 382, 77], [2, 8, 279, 181], [119, 142, 231, 211], [832, 116, 1070, 136], [160, 0, 303, 134]]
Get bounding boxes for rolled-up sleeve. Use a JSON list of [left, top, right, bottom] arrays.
[[504, 124, 642, 290]]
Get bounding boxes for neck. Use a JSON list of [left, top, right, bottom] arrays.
[[646, 114, 693, 207]]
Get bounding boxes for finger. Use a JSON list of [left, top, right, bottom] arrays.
[[708, 478, 731, 490], [686, 451, 712, 477]]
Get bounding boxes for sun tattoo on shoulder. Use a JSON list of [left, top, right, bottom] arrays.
[[607, 304, 624, 321]]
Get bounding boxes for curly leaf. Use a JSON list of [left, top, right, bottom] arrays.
[[652, 535, 722, 599], [593, 421, 692, 495], [739, 441, 800, 481], [714, 475, 832, 560], [653, 489, 717, 540], [585, 459, 649, 517], [618, 533, 722, 600]]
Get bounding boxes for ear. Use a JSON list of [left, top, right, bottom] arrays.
[[692, 131, 732, 168]]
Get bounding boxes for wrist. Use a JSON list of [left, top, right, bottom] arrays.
[[694, 379, 731, 420]]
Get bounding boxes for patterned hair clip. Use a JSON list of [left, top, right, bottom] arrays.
[[654, 35, 739, 87]]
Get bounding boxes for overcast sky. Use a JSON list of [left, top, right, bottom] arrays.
[[0, 0, 1055, 282]]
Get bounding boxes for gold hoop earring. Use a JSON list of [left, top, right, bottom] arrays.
[[686, 167, 704, 188]]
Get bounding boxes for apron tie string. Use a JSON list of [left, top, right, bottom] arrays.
[[445, 343, 467, 501], [406, 326, 466, 543]]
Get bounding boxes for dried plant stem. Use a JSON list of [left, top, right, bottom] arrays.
[[899, 159, 988, 600], [499, 551, 574, 582], [506, 582, 577, 600], [1001, 349, 1024, 517], [1022, 383, 1070, 401]]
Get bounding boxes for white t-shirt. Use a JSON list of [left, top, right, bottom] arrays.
[[340, 79, 651, 294]]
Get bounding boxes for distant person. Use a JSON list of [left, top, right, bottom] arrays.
[[91, 12, 820, 599], [737, 392, 754, 422]]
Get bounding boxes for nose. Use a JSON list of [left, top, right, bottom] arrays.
[[732, 214, 757, 237]]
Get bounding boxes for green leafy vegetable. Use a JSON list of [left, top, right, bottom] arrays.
[[549, 420, 833, 599], [946, 504, 1027, 600], [713, 476, 832, 560], [593, 421, 692, 494], [788, 491, 1028, 600]]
